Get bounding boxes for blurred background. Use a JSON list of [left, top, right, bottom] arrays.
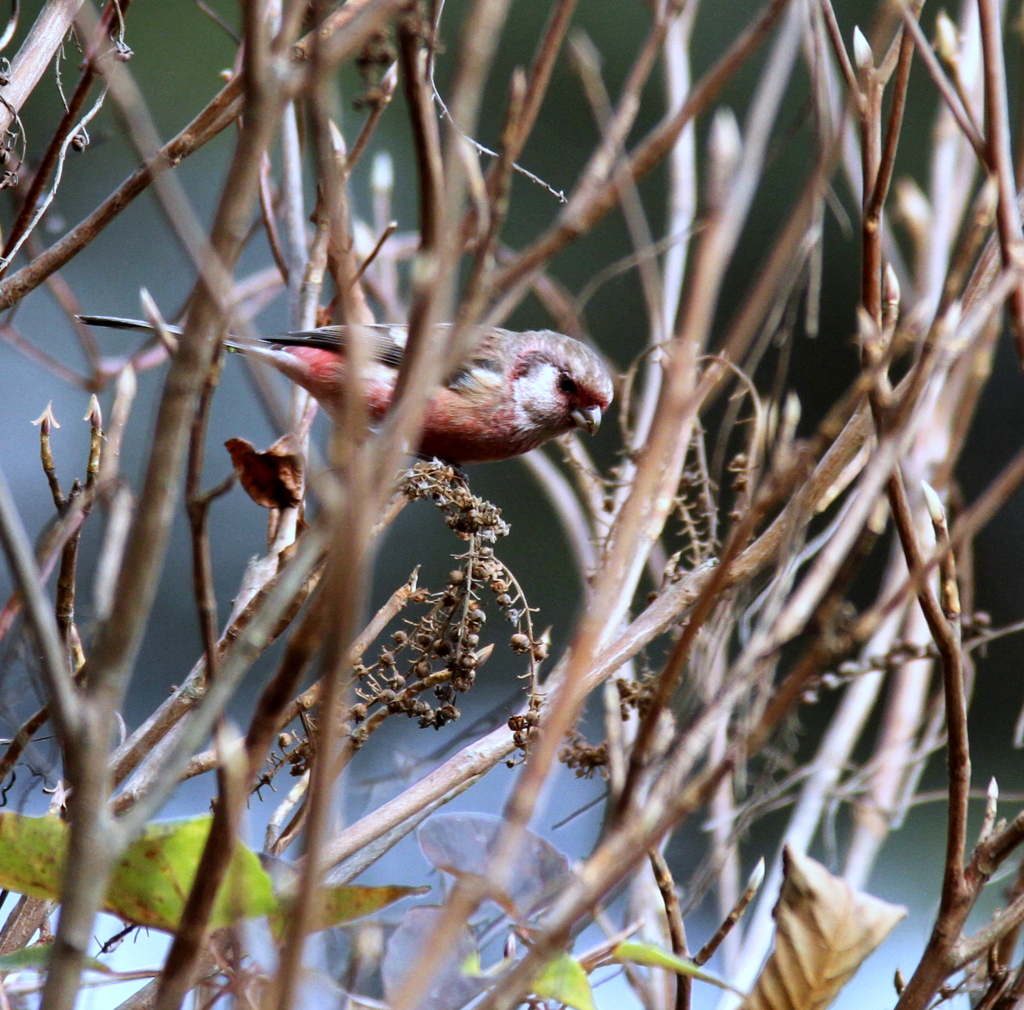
[[0, 1, 1022, 1006]]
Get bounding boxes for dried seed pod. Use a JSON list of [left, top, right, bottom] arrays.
[[350, 703, 368, 723], [495, 593, 512, 607], [510, 633, 530, 653], [392, 630, 408, 645], [413, 660, 431, 679]]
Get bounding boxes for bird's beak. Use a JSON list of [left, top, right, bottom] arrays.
[[571, 405, 602, 434]]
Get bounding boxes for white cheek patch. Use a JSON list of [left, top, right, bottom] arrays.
[[515, 362, 564, 423]]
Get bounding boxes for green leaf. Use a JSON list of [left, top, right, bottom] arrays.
[[460, 950, 514, 980], [532, 954, 596, 1010], [0, 814, 66, 901], [108, 816, 277, 932], [0, 944, 109, 975], [611, 942, 741, 993], [0, 814, 424, 938], [314, 882, 430, 932], [271, 881, 430, 938]]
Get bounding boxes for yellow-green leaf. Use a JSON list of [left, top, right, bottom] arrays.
[[271, 882, 429, 938], [0, 813, 66, 901], [0, 814, 423, 938], [532, 954, 596, 1010], [314, 883, 429, 932], [0, 944, 109, 974], [612, 941, 741, 993], [108, 816, 276, 931]]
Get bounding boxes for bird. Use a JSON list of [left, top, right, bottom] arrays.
[[77, 316, 614, 465]]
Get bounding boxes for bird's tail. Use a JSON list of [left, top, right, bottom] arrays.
[[77, 314, 184, 336], [77, 314, 252, 352]]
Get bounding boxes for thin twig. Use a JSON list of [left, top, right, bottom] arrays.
[[975, 0, 1024, 363]]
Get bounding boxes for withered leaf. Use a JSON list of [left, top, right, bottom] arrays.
[[417, 813, 570, 918], [383, 906, 485, 1010], [225, 434, 304, 509], [741, 846, 905, 1010]]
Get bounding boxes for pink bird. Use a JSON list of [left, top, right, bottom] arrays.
[[79, 317, 614, 465]]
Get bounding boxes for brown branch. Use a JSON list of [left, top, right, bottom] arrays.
[[0, 76, 243, 312], [36, 0, 314, 996], [472, 577, 861, 1010], [345, 61, 398, 171], [0, 0, 403, 314], [976, 0, 1024, 363], [648, 848, 690, 1010], [0, 464, 80, 738], [151, 726, 248, 1010], [0, 321, 88, 386], [109, 542, 327, 812], [889, 501, 971, 1010], [897, 4, 988, 169], [816, 0, 859, 98], [257, 154, 290, 286], [0, 1, 135, 276], [865, 8, 919, 229], [0, 0, 83, 140], [397, 14, 444, 254], [489, 0, 791, 301], [694, 858, 764, 965]]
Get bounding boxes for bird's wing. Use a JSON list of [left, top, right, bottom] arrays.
[[268, 324, 411, 368], [445, 356, 505, 396], [273, 325, 505, 388]]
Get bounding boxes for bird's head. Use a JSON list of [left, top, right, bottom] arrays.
[[510, 332, 614, 441]]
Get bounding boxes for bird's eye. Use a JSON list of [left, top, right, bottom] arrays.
[[558, 374, 578, 396]]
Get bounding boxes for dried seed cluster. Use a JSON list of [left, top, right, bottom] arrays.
[[265, 463, 548, 785], [401, 461, 510, 542], [345, 534, 546, 739], [560, 728, 609, 779]]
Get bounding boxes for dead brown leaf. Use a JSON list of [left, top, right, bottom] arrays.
[[741, 846, 906, 1010], [224, 434, 304, 510]]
